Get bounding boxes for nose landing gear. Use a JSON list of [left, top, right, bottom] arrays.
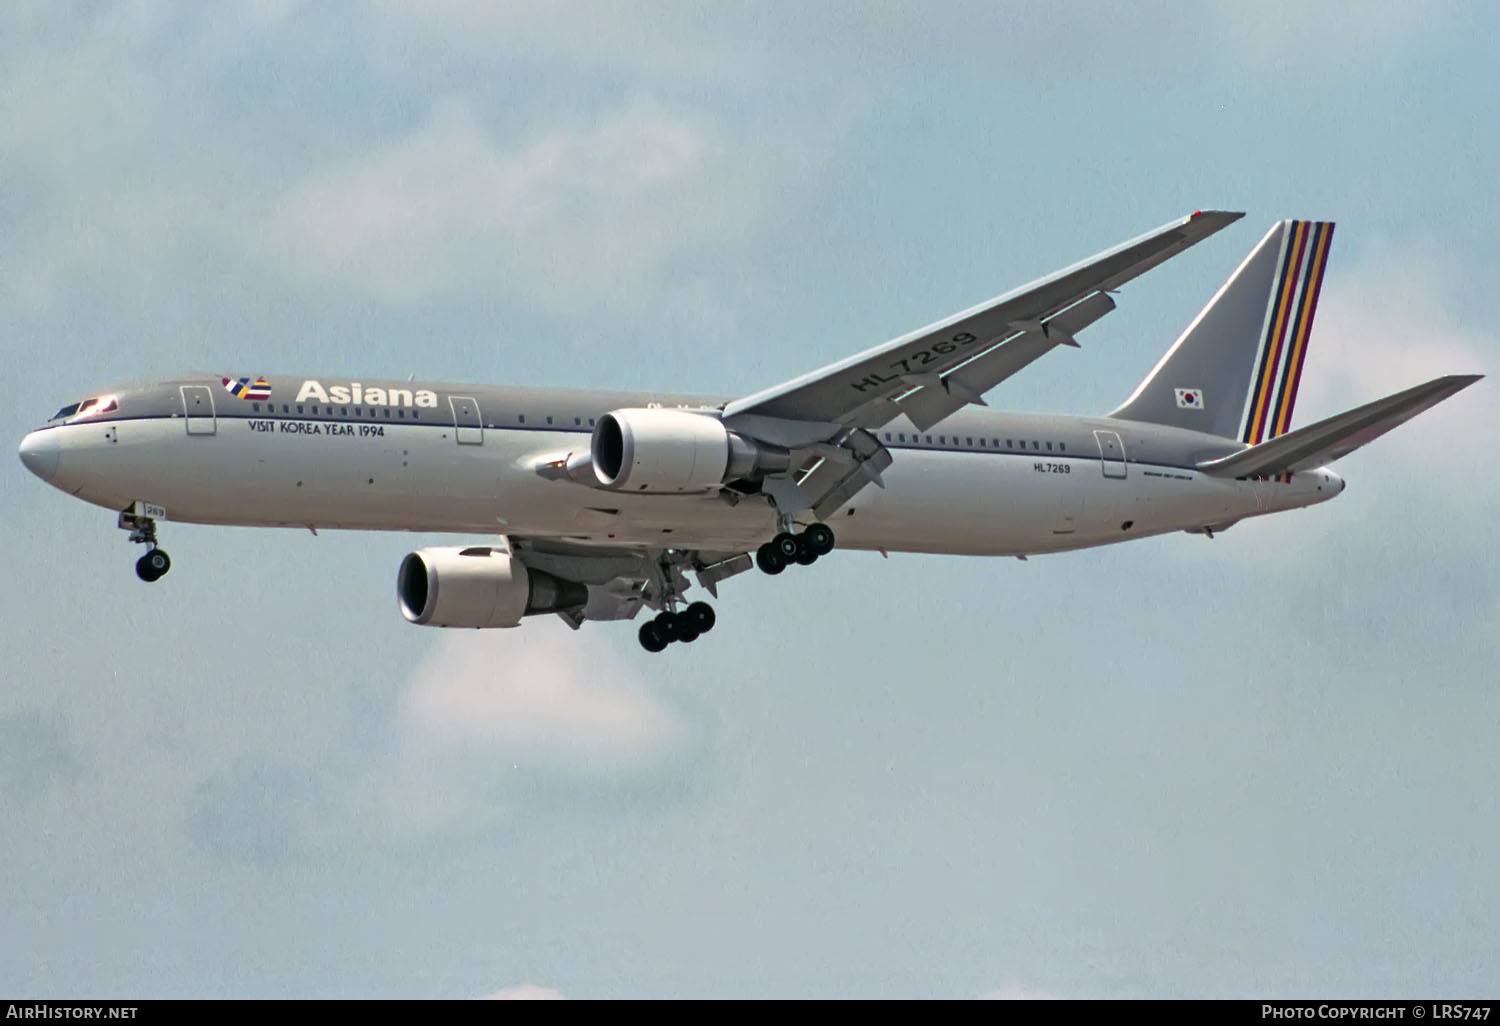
[[120, 502, 172, 583], [136, 548, 171, 582]]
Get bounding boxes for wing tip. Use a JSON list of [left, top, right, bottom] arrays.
[[1433, 372, 1484, 392], [1180, 210, 1246, 239], [1189, 209, 1246, 223]]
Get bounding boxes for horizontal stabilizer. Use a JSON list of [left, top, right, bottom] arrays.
[[1196, 374, 1482, 478]]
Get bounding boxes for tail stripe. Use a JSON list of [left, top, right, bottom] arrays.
[[1269, 221, 1334, 442], [1244, 221, 1310, 444]]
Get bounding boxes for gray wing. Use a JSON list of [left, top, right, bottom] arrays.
[[720, 211, 1243, 517], [724, 210, 1243, 431]]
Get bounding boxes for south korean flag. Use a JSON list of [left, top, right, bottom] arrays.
[[1174, 388, 1205, 410]]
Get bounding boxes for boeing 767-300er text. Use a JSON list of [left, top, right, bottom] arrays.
[[18, 213, 1481, 651]]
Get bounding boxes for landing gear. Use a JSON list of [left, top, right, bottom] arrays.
[[135, 549, 171, 583], [638, 600, 717, 652], [120, 503, 171, 583], [805, 522, 835, 556], [756, 544, 786, 575], [638, 620, 668, 653], [684, 600, 716, 633], [756, 524, 835, 575]]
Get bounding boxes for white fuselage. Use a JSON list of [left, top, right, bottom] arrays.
[[20, 387, 1343, 557]]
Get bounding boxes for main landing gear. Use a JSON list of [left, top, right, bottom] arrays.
[[638, 600, 716, 653], [755, 523, 834, 575], [120, 505, 172, 583]]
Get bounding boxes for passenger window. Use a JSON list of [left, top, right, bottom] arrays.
[[296, 404, 304, 414], [884, 433, 892, 441], [898, 433, 905, 442], [412, 411, 420, 420], [1005, 439, 1012, 448], [398, 409, 406, 418], [1059, 442, 1066, 452], [938, 435, 945, 445], [574, 417, 582, 426], [966, 437, 973, 446], [383, 409, 390, 418], [252, 403, 260, 412], [1046, 441, 1053, 451], [546, 416, 553, 425], [979, 438, 986, 447], [589, 418, 596, 427], [518, 415, 525, 424], [341, 407, 348, 416], [924, 435, 932, 445]]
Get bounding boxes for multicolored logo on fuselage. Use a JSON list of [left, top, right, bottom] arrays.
[[223, 376, 272, 400]]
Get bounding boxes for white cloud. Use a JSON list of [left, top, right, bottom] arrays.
[[402, 622, 691, 776], [269, 98, 715, 303], [1296, 240, 1491, 463], [164, 622, 700, 860], [482, 983, 565, 1000], [363, 622, 699, 839]]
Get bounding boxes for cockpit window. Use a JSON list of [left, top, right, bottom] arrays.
[[50, 396, 118, 421]]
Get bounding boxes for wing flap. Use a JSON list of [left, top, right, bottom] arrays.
[[898, 290, 1117, 432], [793, 428, 894, 520], [1196, 374, 1481, 478]]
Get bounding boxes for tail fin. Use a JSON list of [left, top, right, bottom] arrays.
[[1197, 375, 1481, 478], [1111, 219, 1335, 441]]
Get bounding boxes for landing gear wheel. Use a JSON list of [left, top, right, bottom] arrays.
[[654, 611, 682, 642], [638, 621, 668, 653], [773, 532, 800, 560], [756, 543, 786, 575], [805, 523, 835, 556], [794, 537, 818, 565], [135, 549, 171, 583], [685, 601, 716, 633], [676, 627, 701, 644]]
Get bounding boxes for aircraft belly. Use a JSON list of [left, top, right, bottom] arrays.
[[46, 418, 1323, 552]]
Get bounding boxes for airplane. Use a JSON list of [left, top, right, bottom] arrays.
[[17, 212, 1481, 653]]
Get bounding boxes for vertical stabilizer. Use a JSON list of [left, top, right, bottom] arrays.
[[1110, 219, 1335, 441]]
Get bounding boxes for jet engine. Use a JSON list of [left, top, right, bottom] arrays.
[[397, 547, 587, 628], [591, 408, 789, 492]]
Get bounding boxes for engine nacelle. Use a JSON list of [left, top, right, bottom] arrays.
[[591, 408, 789, 492], [397, 547, 587, 628]]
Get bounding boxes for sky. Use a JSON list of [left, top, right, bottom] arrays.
[[3, 0, 1497, 999]]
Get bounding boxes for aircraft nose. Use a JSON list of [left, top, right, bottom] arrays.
[[18, 430, 60, 482]]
